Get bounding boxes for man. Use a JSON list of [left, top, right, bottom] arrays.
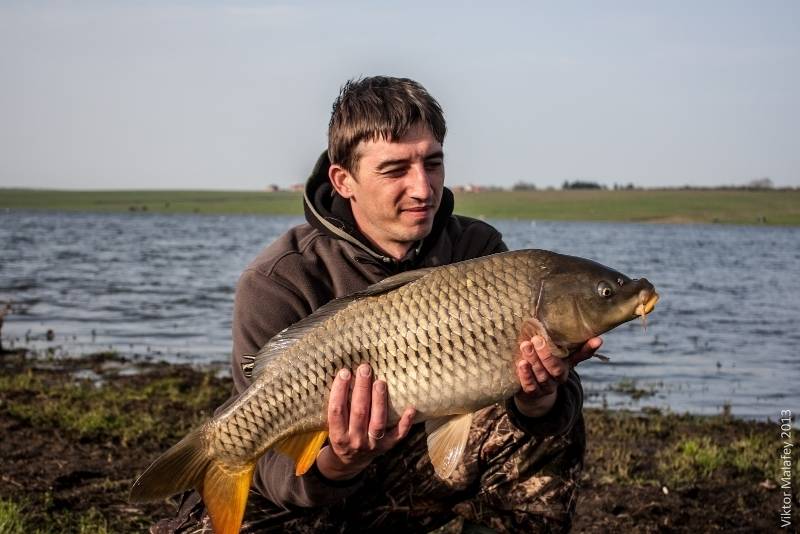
[[156, 76, 600, 533]]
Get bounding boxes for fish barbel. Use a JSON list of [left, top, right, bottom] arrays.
[[131, 249, 658, 533]]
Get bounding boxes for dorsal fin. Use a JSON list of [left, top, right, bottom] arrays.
[[349, 267, 436, 297], [249, 267, 435, 380]]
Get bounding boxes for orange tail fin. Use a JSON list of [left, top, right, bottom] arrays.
[[131, 427, 255, 534], [202, 461, 256, 534]]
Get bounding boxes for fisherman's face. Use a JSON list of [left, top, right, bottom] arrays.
[[330, 123, 445, 260]]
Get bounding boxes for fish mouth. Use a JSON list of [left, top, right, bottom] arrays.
[[634, 292, 659, 317]]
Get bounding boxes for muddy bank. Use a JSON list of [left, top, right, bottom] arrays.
[[0, 349, 796, 533]]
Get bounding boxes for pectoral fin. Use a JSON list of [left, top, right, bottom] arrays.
[[425, 413, 473, 479], [274, 430, 329, 476], [518, 318, 569, 358]]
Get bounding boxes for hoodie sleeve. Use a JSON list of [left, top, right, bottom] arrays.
[[230, 267, 364, 508], [231, 268, 308, 393], [505, 370, 584, 438]]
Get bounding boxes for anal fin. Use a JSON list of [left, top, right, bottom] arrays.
[[274, 430, 329, 476], [425, 413, 473, 479], [202, 460, 255, 534]]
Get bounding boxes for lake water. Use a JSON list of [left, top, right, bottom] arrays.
[[1, 210, 798, 421]]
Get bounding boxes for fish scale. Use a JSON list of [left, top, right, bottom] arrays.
[[131, 249, 659, 534], [211, 252, 536, 466]]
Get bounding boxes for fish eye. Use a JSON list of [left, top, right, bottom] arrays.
[[597, 282, 613, 298]]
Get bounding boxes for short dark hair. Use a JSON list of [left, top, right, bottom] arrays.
[[328, 76, 447, 174]]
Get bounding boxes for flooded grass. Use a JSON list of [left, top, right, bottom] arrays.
[[607, 377, 657, 401]]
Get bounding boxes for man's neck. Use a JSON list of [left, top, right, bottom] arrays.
[[377, 241, 413, 262], [353, 222, 412, 261]]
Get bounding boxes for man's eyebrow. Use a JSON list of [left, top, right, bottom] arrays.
[[375, 150, 445, 171], [376, 158, 411, 171]]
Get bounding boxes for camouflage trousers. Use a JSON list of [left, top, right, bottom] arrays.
[[151, 402, 585, 534]]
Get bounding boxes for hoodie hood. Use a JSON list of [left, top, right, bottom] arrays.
[[303, 151, 455, 268]]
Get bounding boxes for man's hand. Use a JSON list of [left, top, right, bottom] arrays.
[[315, 364, 416, 481], [514, 336, 602, 418]]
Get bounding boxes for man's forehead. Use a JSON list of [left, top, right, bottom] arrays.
[[357, 124, 443, 165]]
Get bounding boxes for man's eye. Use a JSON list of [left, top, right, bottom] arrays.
[[384, 168, 405, 177]]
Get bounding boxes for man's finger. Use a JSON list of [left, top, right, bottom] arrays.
[[368, 380, 388, 443], [328, 368, 351, 445], [533, 336, 570, 383], [390, 406, 416, 442], [519, 340, 535, 361], [348, 364, 373, 442], [530, 355, 556, 385], [516, 360, 539, 395]]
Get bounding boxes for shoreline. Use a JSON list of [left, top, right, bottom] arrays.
[[0, 348, 797, 532], [2, 342, 785, 424]]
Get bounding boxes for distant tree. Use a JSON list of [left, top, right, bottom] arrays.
[[512, 181, 537, 191], [747, 177, 773, 189], [563, 180, 603, 190]]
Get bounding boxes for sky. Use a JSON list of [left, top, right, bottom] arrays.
[[0, 1, 798, 190]]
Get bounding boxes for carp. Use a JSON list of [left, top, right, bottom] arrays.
[[131, 249, 658, 533]]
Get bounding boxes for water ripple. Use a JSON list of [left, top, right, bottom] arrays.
[[1, 211, 798, 421]]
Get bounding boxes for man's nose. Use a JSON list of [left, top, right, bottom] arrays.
[[408, 164, 434, 200]]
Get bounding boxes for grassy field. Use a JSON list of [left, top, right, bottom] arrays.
[[2, 187, 799, 225], [0, 189, 302, 216], [454, 188, 800, 225]]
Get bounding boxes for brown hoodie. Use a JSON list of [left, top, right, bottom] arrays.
[[228, 152, 582, 509]]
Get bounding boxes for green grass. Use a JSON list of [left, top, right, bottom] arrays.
[[728, 433, 773, 475], [0, 497, 109, 534], [454, 188, 800, 225], [660, 437, 727, 482], [0, 189, 301, 216], [0, 498, 25, 534], [0, 365, 221, 445], [2, 188, 799, 225], [584, 409, 786, 489], [657, 432, 778, 486]]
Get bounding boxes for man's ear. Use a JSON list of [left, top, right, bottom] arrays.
[[329, 164, 356, 199]]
